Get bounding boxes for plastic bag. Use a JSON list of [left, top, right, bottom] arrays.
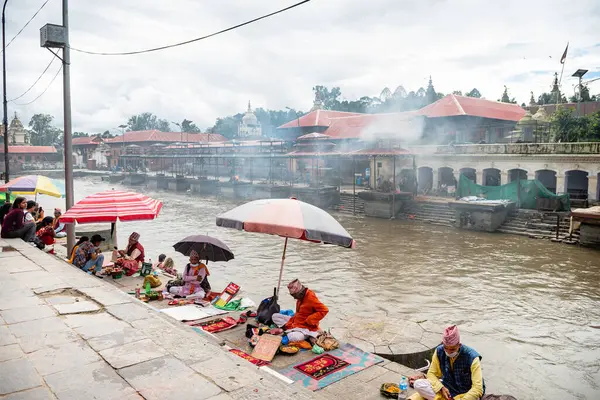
[[256, 287, 280, 325]]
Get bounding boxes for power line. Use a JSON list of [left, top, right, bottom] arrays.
[[13, 65, 62, 106], [2, 0, 52, 52], [69, 0, 312, 56], [8, 57, 55, 101]]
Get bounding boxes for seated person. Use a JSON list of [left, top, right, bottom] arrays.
[[24, 200, 36, 223], [167, 250, 210, 298], [155, 254, 166, 269], [157, 255, 177, 276], [53, 208, 67, 238], [409, 325, 484, 400], [272, 279, 329, 343], [72, 234, 106, 275], [113, 232, 145, 276], [68, 236, 89, 263], [36, 216, 57, 254], [1, 197, 36, 242]]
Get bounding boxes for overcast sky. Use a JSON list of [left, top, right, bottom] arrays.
[[3, 0, 600, 133]]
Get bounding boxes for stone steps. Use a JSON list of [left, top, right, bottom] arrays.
[[399, 201, 454, 227]]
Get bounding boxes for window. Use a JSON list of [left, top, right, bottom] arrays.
[[25, 155, 31, 162]]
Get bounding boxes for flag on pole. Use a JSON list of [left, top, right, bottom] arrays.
[[560, 43, 569, 64]]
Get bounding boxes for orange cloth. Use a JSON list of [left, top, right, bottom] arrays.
[[285, 289, 329, 332]]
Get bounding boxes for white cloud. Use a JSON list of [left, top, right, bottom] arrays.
[[2, 0, 600, 133]]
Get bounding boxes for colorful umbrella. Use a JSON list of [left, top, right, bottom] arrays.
[[173, 235, 234, 262], [60, 190, 163, 224], [216, 198, 355, 294], [0, 175, 64, 198]]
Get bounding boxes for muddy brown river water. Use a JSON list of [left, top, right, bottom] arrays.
[[39, 178, 600, 399]]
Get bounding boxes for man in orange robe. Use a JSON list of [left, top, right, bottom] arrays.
[[272, 279, 329, 342]]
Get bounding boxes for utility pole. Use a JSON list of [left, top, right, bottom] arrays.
[[62, 0, 75, 254], [2, 0, 10, 202], [41, 2, 75, 251]]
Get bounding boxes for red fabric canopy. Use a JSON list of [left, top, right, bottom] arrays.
[[60, 190, 163, 224]]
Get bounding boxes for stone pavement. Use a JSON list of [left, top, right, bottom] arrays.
[[0, 238, 422, 400], [0, 239, 327, 400]]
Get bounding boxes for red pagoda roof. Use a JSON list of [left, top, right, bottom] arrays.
[[278, 110, 362, 129], [1, 146, 57, 154], [417, 94, 526, 121], [105, 130, 226, 144], [324, 112, 421, 140]]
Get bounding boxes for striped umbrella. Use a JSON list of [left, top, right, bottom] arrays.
[[0, 175, 64, 198], [60, 190, 163, 224], [216, 198, 355, 294]]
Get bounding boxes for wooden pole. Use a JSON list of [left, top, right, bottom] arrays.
[[353, 156, 356, 215], [276, 237, 288, 297], [392, 156, 396, 219]]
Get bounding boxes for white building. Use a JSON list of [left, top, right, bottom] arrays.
[[237, 101, 262, 138]]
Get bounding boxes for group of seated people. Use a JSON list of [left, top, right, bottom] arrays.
[[68, 231, 145, 276], [0, 197, 66, 249]]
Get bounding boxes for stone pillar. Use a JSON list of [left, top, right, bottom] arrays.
[[432, 169, 439, 192], [556, 174, 566, 195], [476, 170, 483, 185], [500, 171, 509, 186], [588, 174, 598, 201]]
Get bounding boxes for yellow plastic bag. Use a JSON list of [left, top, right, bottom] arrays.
[[143, 275, 161, 288]]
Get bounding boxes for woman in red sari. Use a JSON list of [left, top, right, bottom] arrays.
[[114, 232, 145, 276], [36, 216, 56, 254]]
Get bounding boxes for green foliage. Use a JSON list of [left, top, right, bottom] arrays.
[[28, 114, 62, 146], [550, 108, 600, 142], [180, 119, 201, 133], [568, 85, 598, 103], [465, 88, 482, 98], [127, 112, 171, 132], [538, 92, 567, 105], [209, 114, 243, 139], [72, 132, 89, 138]]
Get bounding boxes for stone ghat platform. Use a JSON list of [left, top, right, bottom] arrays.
[[5, 240, 424, 400]]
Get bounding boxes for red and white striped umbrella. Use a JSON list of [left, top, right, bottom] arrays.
[[60, 190, 163, 224]]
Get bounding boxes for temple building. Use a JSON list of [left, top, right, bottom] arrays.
[[0, 113, 29, 145], [237, 101, 262, 138]]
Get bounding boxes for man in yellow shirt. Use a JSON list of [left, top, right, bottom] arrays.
[[409, 325, 484, 400]]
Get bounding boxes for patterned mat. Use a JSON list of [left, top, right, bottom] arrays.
[[293, 354, 349, 380], [278, 343, 385, 391]]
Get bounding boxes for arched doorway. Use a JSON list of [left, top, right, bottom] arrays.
[[483, 168, 501, 186], [438, 167, 455, 187], [535, 170, 557, 193], [565, 170, 588, 201], [508, 168, 527, 182], [417, 167, 433, 194], [459, 167, 476, 183], [398, 169, 416, 192]]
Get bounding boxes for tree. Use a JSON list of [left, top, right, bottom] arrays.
[[127, 112, 171, 132], [180, 119, 201, 133], [569, 85, 597, 103], [499, 86, 517, 104], [465, 88, 482, 98], [550, 108, 588, 142], [209, 114, 243, 139], [28, 114, 61, 146], [312, 85, 342, 110], [452, 90, 463, 96], [72, 132, 89, 138]]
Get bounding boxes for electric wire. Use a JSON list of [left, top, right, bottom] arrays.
[[69, 0, 311, 56], [13, 64, 62, 106]]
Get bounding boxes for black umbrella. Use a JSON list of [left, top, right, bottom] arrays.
[[173, 235, 234, 262]]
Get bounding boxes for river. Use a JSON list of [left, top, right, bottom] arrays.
[[38, 177, 600, 399]]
